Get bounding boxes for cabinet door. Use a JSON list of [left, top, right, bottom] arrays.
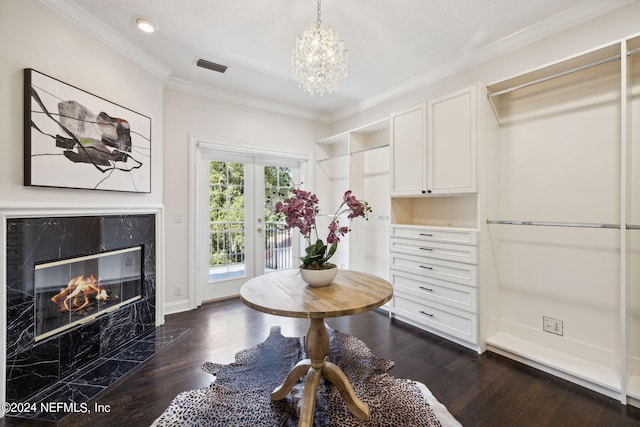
[[390, 103, 426, 196], [428, 86, 477, 194]]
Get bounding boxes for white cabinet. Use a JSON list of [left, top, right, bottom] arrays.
[[428, 86, 477, 194], [390, 104, 426, 196], [387, 83, 493, 353], [389, 225, 479, 348], [390, 84, 478, 196]]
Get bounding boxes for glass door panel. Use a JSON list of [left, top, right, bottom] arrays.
[[200, 155, 301, 303], [263, 165, 294, 272], [209, 161, 246, 282]]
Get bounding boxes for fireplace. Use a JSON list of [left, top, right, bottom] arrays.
[[5, 214, 156, 404], [35, 246, 143, 342]]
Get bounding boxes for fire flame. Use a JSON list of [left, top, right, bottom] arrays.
[[50, 275, 109, 312]]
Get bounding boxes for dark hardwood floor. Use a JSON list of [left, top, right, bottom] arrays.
[[4, 297, 640, 426]]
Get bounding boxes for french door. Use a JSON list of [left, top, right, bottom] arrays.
[[193, 143, 305, 304]]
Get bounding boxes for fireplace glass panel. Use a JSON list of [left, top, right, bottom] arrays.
[[34, 246, 143, 341]]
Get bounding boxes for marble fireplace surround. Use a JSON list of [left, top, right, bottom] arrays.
[[1, 207, 164, 413]]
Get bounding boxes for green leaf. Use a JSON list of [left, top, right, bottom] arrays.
[[321, 242, 338, 263]]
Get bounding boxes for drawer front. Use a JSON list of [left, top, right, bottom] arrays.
[[390, 269, 477, 313], [390, 237, 477, 265], [392, 293, 478, 343], [390, 252, 477, 287], [390, 226, 477, 245]]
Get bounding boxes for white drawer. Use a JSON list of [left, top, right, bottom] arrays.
[[390, 252, 477, 287], [390, 237, 477, 265], [390, 226, 477, 245], [390, 269, 477, 313], [392, 293, 478, 343]]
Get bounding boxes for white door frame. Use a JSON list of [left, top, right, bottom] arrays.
[[188, 136, 308, 309]]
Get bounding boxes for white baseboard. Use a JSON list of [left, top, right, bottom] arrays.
[[164, 299, 192, 315], [486, 331, 622, 401]]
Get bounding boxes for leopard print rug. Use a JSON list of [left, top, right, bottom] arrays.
[[151, 326, 461, 426]]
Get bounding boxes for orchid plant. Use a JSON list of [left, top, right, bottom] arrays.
[[275, 188, 372, 270]]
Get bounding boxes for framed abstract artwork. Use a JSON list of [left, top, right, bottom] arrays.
[[24, 68, 151, 193]]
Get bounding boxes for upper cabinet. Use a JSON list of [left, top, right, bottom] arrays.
[[427, 85, 477, 194], [390, 103, 427, 196], [390, 84, 478, 196]]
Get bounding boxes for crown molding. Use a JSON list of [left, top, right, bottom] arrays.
[[331, 1, 633, 122], [40, 0, 328, 123], [39, 0, 631, 125], [39, 0, 172, 80], [164, 77, 330, 123]]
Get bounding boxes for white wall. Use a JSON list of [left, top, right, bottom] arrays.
[[330, 1, 640, 135], [0, 0, 165, 413], [323, 0, 640, 398], [0, 1, 325, 318], [162, 88, 326, 309], [3, 0, 640, 327], [0, 0, 164, 207]]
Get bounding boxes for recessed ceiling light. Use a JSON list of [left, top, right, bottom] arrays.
[[135, 18, 157, 33]]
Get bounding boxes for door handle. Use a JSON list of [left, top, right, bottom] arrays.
[[257, 228, 263, 233]]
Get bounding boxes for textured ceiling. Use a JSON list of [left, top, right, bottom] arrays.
[[49, 0, 631, 120]]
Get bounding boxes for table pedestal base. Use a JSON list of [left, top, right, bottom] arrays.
[[271, 318, 370, 427]]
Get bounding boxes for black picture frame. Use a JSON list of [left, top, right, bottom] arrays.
[[24, 68, 152, 193]]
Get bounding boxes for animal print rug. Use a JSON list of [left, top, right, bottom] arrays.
[[152, 326, 461, 426]]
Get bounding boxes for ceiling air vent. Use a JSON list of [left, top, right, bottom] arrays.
[[196, 58, 228, 73]]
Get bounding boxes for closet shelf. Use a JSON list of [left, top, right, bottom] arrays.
[[486, 219, 620, 229]]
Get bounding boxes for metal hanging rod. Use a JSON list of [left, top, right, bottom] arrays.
[[628, 225, 640, 230], [317, 152, 348, 164], [488, 54, 621, 98], [628, 47, 640, 57], [486, 219, 620, 229], [317, 144, 390, 163], [350, 144, 390, 156], [488, 47, 640, 99], [317, 214, 390, 220]]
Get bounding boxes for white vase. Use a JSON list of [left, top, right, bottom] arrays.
[[300, 266, 338, 287]]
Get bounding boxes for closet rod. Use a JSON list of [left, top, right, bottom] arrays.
[[628, 225, 640, 230], [317, 152, 348, 164], [628, 47, 640, 57], [350, 144, 390, 155], [316, 214, 390, 220], [486, 219, 620, 229], [488, 54, 621, 98]]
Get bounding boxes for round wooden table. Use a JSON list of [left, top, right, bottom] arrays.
[[240, 269, 393, 427]]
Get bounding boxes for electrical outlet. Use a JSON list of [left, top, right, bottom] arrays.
[[175, 286, 182, 296], [543, 316, 563, 336]]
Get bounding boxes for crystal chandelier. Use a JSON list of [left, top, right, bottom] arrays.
[[291, 0, 348, 95]]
